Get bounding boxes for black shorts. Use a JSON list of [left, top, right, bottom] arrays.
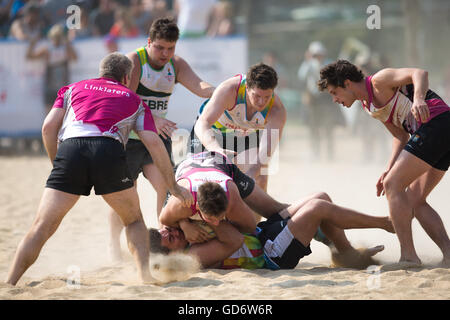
[[126, 136, 173, 180], [404, 111, 450, 171], [46, 137, 134, 196], [257, 216, 312, 269], [188, 119, 261, 155]]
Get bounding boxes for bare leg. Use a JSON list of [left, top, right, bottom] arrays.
[[108, 181, 138, 262], [143, 163, 168, 225], [102, 187, 152, 283], [108, 207, 125, 262], [285, 199, 390, 268], [384, 151, 433, 264], [6, 188, 79, 285], [406, 168, 450, 265]]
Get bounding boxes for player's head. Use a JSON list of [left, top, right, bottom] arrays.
[[246, 63, 278, 111], [149, 227, 188, 253], [197, 182, 228, 226], [147, 17, 179, 67], [318, 59, 365, 108], [99, 52, 133, 83]]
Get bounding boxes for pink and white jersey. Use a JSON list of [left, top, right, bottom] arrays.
[[52, 77, 157, 146], [362, 75, 449, 134], [176, 158, 232, 219]]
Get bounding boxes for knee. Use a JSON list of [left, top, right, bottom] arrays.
[[29, 219, 57, 244], [304, 199, 331, 217], [121, 210, 144, 227], [383, 174, 403, 195], [312, 191, 332, 202], [406, 191, 427, 209]]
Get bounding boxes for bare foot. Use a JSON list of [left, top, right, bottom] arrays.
[[331, 245, 384, 269], [381, 260, 422, 271]]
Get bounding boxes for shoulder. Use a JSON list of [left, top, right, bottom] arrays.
[[126, 50, 140, 65], [217, 75, 241, 93], [268, 95, 287, 122]]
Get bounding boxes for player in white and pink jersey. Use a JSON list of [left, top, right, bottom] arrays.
[[319, 60, 450, 266], [6, 53, 193, 286], [160, 152, 260, 243]]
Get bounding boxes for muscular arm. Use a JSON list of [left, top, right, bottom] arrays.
[[41, 107, 65, 163], [173, 55, 215, 98], [372, 68, 430, 122], [188, 221, 244, 268], [125, 51, 141, 92], [194, 77, 238, 154], [159, 194, 192, 228], [247, 95, 287, 179], [138, 130, 193, 207], [226, 182, 257, 233]]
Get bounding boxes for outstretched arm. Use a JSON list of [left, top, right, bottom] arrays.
[[246, 95, 286, 180], [173, 55, 215, 98], [138, 130, 193, 207]]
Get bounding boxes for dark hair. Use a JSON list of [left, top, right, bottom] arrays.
[[148, 17, 179, 42], [197, 182, 228, 217], [99, 52, 133, 82], [149, 228, 170, 254], [317, 59, 365, 91], [246, 63, 278, 90]]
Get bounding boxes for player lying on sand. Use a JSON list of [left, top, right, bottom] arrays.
[[150, 191, 394, 270]]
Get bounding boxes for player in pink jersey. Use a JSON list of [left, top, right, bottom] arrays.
[[319, 60, 450, 266], [5, 53, 193, 286]]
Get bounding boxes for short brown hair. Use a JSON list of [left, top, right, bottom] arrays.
[[149, 228, 170, 254], [197, 182, 228, 217], [148, 17, 179, 42], [99, 52, 133, 82], [246, 63, 278, 90], [317, 59, 364, 91]]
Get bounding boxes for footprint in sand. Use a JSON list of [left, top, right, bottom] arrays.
[[380, 261, 423, 272]]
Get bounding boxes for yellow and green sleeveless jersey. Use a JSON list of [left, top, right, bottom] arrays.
[[199, 74, 275, 137], [129, 46, 176, 140]]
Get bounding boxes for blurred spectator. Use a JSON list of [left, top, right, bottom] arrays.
[[298, 41, 346, 161], [26, 24, 77, 114], [130, 0, 152, 35], [104, 34, 119, 53], [207, 0, 234, 37], [109, 7, 140, 37], [339, 38, 391, 163], [174, 0, 216, 38], [90, 0, 117, 36], [8, 1, 43, 40], [68, 5, 94, 41], [262, 51, 288, 90], [142, 0, 171, 22], [444, 65, 450, 103], [0, 0, 14, 37], [9, 0, 27, 22], [40, 0, 74, 29]]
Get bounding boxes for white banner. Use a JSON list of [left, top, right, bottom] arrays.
[[0, 36, 247, 136]]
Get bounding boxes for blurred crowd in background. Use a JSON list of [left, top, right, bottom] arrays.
[[1, 0, 450, 163], [0, 0, 237, 41]]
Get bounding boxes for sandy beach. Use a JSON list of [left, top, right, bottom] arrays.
[[1, 124, 449, 300]]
